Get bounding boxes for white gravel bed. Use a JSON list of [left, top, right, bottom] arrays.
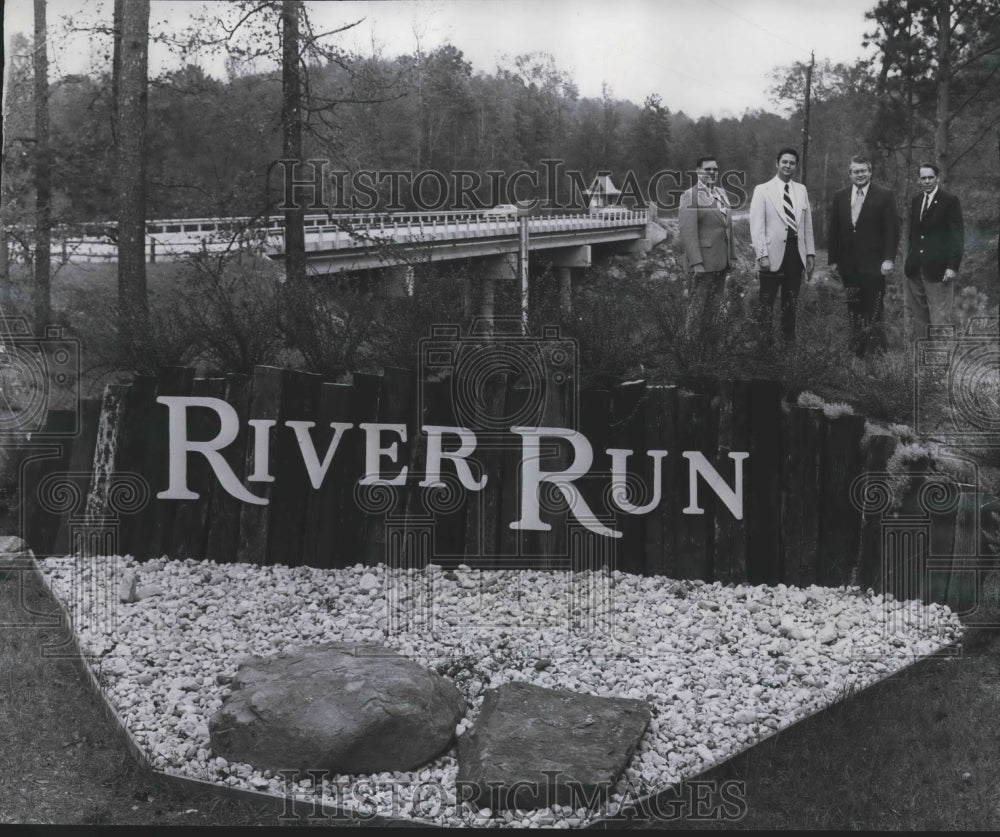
[[39, 555, 962, 828]]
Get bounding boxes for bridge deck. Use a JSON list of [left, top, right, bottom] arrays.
[[28, 208, 652, 265]]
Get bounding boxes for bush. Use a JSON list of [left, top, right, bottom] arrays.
[[278, 274, 383, 380], [176, 251, 287, 376], [61, 271, 202, 380]]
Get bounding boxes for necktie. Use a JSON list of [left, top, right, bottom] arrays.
[[920, 194, 930, 220], [851, 188, 864, 226], [783, 183, 796, 232], [714, 189, 726, 212]]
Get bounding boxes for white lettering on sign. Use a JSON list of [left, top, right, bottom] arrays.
[[155, 397, 749, 534]]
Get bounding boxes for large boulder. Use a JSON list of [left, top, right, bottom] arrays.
[[209, 642, 466, 774], [457, 681, 650, 810]]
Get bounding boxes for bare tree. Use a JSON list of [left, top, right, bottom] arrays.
[[115, 0, 151, 353], [282, 0, 306, 285]]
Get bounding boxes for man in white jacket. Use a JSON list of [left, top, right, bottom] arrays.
[[749, 147, 816, 341]]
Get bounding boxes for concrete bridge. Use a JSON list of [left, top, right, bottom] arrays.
[[34, 206, 668, 315]]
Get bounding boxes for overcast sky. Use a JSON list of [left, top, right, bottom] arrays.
[[4, 0, 878, 117]]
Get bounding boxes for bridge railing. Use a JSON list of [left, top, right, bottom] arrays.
[[12, 207, 650, 263], [262, 208, 649, 252]]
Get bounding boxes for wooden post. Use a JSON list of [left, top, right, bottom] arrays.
[[112, 375, 157, 558], [341, 373, 383, 565], [674, 389, 716, 580], [170, 378, 227, 560], [609, 380, 648, 576], [143, 366, 195, 560], [577, 388, 615, 568], [204, 373, 252, 565], [22, 411, 78, 556], [644, 385, 678, 578], [944, 484, 983, 614], [746, 380, 782, 584], [300, 382, 352, 569], [856, 432, 898, 590], [780, 405, 823, 586], [237, 366, 287, 565], [817, 413, 866, 587], [52, 398, 102, 556], [362, 368, 414, 567], [422, 378, 468, 561], [267, 370, 323, 566]]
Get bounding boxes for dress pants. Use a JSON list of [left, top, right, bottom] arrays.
[[904, 274, 954, 342], [842, 270, 887, 357], [758, 234, 803, 341], [686, 269, 727, 333]]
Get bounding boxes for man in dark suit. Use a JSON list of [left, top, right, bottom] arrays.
[[903, 162, 964, 341], [828, 155, 901, 357], [678, 155, 734, 332]]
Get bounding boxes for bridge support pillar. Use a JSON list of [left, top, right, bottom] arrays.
[[548, 245, 590, 316], [556, 267, 572, 314], [473, 254, 516, 323], [381, 264, 414, 298]]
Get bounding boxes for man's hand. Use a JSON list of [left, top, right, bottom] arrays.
[[758, 256, 770, 272], [692, 264, 706, 274], [806, 255, 815, 276], [880, 260, 894, 276], [943, 268, 957, 281]]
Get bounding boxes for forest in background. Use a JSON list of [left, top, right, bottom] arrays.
[[2, 0, 999, 248]]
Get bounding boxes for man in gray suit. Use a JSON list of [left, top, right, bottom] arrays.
[[678, 156, 734, 331]]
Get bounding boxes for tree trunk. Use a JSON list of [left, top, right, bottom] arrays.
[[115, 0, 150, 358], [33, 0, 51, 337], [111, 0, 123, 143], [0, 205, 9, 307], [935, 0, 951, 185], [281, 0, 306, 285]]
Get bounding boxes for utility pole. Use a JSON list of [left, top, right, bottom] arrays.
[[33, 0, 51, 336], [801, 51, 815, 187]]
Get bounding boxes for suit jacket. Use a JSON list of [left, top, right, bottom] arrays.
[[748, 176, 815, 267], [904, 188, 964, 282], [828, 182, 900, 275], [678, 183, 734, 273]]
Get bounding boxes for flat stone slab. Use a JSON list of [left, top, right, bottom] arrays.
[[209, 641, 466, 775], [457, 681, 651, 810]]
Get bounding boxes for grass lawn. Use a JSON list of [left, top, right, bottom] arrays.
[[2, 561, 1000, 829]]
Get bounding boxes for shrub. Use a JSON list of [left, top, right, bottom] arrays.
[[176, 251, 287, 376], [277, 274, 383, 381]]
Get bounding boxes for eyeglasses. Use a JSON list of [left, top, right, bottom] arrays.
[[701, 167, 719, 172], [918, 176, 936, 181]]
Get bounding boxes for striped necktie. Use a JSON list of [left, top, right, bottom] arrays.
[[783, 183, 796, 232], [851, 187, 864, 225]]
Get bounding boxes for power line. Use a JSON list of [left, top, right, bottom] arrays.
[[703, 0, 813, 58]]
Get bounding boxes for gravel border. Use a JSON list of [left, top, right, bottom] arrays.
[[38, 555, 963, 828]]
